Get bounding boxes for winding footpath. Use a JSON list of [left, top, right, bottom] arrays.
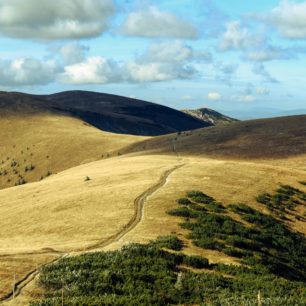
[[0, 163, 184, 304]]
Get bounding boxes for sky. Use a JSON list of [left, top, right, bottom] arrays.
[[0, 0, 306, 118]]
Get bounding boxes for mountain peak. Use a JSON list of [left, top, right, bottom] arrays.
[[181, 108, 238, 126]]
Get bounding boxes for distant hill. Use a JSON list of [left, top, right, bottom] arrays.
[[181, 108, 238, 126], [34, 91, 212, 136], [123, 115, 306, 159]]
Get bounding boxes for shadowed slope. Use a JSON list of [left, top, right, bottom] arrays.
[[35, 90, 211, 136], [122, 115, 306, 159]]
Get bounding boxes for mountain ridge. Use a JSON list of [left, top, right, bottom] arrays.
[[33, 90, 212, 136]]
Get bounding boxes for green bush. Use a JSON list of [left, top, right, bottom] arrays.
[[153, 235, 183, 251], [189, 203, 206, 212], [194, 237, 224, 250], [29, 230, 306, 306], [176, 198, 191, 205], [186, 190, 204, 197], [226, 236, 262, 251], [206, 202, 225, 213], [229, 203, 255, 214], [167, 207, 198, 218], [222, 248, 245, 258], [182, 255, 209, 268], [256, 193, 271, 204], [186, 190, 215, 204]]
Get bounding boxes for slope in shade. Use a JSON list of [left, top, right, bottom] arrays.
[[35, 90, 211, 136]]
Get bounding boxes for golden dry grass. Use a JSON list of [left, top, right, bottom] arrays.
[[0, 253, 59, 300], [0, 113, 149, 190], [0, 113, 305, 304], [0, 154, 179, 254], [1, 153, 305, 303], [105, 154, 306, 261], [0, 154, 179, 302]]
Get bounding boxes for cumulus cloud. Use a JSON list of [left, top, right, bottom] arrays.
[[0, 58, 59, 87], [208, 92, 221, 100], [0, 39, 210, 87], [269, 0, 306, 39], [0, 0, 115, 40], [219, 20, 262, 51], [50, 41, 89, 65], [126, 62, 197, 83], [45, 40, 209, 85], [125, 41, 204, 83], [59, 57, 123, 85], [59, 41, 204, 84], [120, 6, 198, 39]]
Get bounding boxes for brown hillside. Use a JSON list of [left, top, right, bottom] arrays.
[[122, 115, 306, 159], [0, 92, 149, 190]]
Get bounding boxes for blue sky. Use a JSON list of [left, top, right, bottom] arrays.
[[0, 0, 306, 118]]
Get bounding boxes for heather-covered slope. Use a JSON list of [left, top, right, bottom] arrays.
[[123, 115, 306, 159]]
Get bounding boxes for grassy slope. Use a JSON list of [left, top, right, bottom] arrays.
[[122, 115, 306, 159], [0, 113, 149, 190], [0, 114, 305, 303], [0, 154, 179, 299]]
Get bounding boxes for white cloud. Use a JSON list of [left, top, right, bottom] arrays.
[[219, 21, 262, 51], [0, 0, 114, 40], [126, 62, 197, 83], [269, 0, 306, 39], [125, 41, 202, 83], [59, 57, 123, 84], [0, 58, 59, 86], [59, 50, 199, 85], [208, 92, 221, 100], [120, 6, 198, 39]]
